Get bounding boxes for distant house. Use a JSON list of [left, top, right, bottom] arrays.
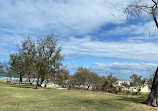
[[118, 81, 150, 92]]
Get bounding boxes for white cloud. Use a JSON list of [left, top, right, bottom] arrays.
[[101, 21, 158, 38], [1, 0, 153, 61], [0, 0, 129, 36], [90, 62, 157, 80], [60, 36, 158, 62], [0, 47, 10, 58]]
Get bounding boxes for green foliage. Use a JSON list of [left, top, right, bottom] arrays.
[[9, 36, 37, 84], [9, 34, 65, 88], [4, 34, 153, 94], [146, 73, 155, 90], [68, 69, 121, 94], [101, 73, 120, 94], [94, 76, 107, 91], [121, 82, 130, 89], [68, 67, 100, 90], [68, 68, 121, 94], [121, 81, 131, 93], [0, 62, 4, 73], [3, 62, 15, 80], [9, 53, 25, 75], [54, 68, 70, 88], [35, 34, 63, 86], [21, 36, 37, 79], [130, 74, 147, 94]]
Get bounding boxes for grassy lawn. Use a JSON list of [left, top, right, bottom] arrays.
[[0, 81, 158, 111]]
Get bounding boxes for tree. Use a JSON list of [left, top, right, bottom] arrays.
[[101, 73, 120, 94], [9, 53, 25, 85], [68, 67, 100, 90], [88, 72, 101, 90], [122, 0, 158, 106], [3, 62, 14, 82], [68, 67, 91, 90], [35, 34, 63, 89], [9, 36, 37, 85], [147, 73, 155, 90], [94, 76, 107, 91], [20, 36, 37, 84], [9, 34, 64, 88], [0, 62, 4, 73], [130, 74, 146, 95], [145, 68, 158, 106], [121, 81, 131, 93], [125, 0, 158, 28], [54, 68, 70, 88]]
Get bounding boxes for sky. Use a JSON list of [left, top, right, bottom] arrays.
[[0, 0, 158, 80]]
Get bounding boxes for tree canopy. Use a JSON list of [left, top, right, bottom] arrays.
[[9, 34, 65, 88]]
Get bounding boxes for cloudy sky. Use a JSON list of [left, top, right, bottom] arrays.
[[0, 0, 158, 80]]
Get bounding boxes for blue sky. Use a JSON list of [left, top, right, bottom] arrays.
[[0, 0, 158, 80]]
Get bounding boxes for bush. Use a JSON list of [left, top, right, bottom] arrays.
[[101, 74, 120, 94]]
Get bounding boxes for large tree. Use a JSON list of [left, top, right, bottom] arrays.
[[123, 0, 158, 106], [125, 0, 158, 28], [35, 34, 63, 88], [9, 34, 64, 88]]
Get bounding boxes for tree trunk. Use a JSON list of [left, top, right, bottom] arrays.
[[87, 84, 90, 90], [36, 78, 39, 89], [19, 74, 22, 85], [40, 77, 44, 86], [145, 67, 158, 107], [7, 75, 9, 83]]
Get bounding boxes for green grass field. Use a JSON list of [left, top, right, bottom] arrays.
[[0, 81, 158, 111]]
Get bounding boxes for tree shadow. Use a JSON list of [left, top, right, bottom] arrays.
[[117, 96, 146, 104], [78, 98, 130, 110], [10, 84, 36, 89]]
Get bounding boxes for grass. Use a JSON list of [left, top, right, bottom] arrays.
[[0, 81, 158, 111]]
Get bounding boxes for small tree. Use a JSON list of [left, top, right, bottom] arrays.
[[94, 76, 107, 91], [88, 72, 100, 90], [101, 73, 119, 94], [130, 74, 146, 95], [68, 67, 100, 90], [68, 67, 90, 90], [0, 62, 4, 73], [121, 81, 131, 93]]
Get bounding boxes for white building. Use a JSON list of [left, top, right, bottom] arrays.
[[118, 81, 150, 92]]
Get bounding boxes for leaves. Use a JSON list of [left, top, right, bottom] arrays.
[[130, 74, 147, 93], [9, 34, 65, 87], [0, 62, 4, 73]]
